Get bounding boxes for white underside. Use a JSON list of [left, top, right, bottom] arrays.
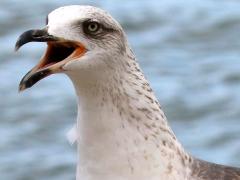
[[67, 126, 186, 180], [71, 85, 189, 180]]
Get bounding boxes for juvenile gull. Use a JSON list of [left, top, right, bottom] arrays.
[[15, 5, 240, 180]]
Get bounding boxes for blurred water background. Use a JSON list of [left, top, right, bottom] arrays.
[[1, 0, 240, 179]]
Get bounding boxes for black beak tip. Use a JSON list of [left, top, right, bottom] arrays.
[[18, 83, 27, 92], [14, 29, 55, 52], [18, 76, 31, 93], [18, 69, 52, 93], [14, 29, 34, 52], [15, 42, 20, 51], [15, 36, 25, 51], [14, 36, 22, 51]]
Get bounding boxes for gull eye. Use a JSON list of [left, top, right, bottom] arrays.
[[88, 22, 99, 32], [83, 21, 101, 35]]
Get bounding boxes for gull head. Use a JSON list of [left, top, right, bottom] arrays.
[[15, 5, 127, 91]]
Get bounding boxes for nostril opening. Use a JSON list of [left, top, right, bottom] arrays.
[[32, 30, 47, 38], [32, 34, 40, 37]]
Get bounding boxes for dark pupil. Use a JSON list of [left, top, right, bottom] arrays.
[[89, 23, 97, 31]]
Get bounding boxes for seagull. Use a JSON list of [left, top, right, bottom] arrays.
[[15, 5, 240, 180]]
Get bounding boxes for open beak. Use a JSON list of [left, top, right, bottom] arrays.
[[15, 28, 86, 92]]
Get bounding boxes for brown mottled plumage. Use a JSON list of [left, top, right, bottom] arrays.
[[191, 159, 240, 180]]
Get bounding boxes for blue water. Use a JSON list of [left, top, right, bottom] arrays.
[[1, 0, 240, 179]]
